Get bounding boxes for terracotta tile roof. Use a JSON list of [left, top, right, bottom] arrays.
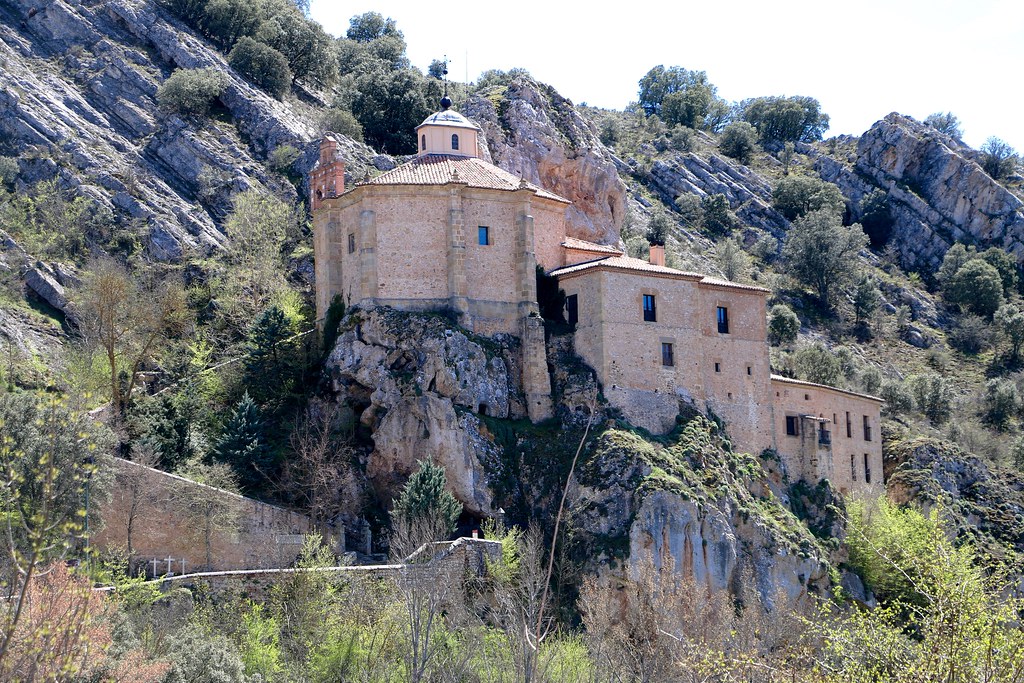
[[550, 255, 770, 293], [770, 375, 884, 403], [561, 237, 623, 255], [362, 155, 570, 203]]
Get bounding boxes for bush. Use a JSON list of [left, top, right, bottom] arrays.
[[157, 68, 229, 117], [269, 144, 300, 172], [739, 95, 829, 143], [318, 106, 364, 141], [718, 121, 758, 164], [645, 209, 671, 246], [982, 378, 1019, 430], [228, 36, 292, 98], [925, 112, 962, 137], [0, 155, 17, 185], [767, 304, 799, 346], [793, 343, 844, 387], [908, 373, 954, 425], [948, 313, 993, 354], [880, 379, 914, 415], [782, 209, 868, 306], [700, 193, 732, 234], [945, 259, 1004, 318], [772, 176, 845, 221], [995, 303, 1024, 362], [978, 246, 1018, 295], [980, 136, 1018, 180]]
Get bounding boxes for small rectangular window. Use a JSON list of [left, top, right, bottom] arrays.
[[565, 294, 578, 327], [746, 365, 752, 376], [478, 226, 490, 245], [833, 413, 838, 430], [851, 454, 857, 482], [661, 342, 674, 367], [785, 415, 799, 436], [347, 233, 356, 254], [846, 412, 852, 438], [864, 454, 871, 484], [717, 306, 729, 334], [863, 415, 872, 442], [643, 294, 657, 322], [714, 362, 721, 373]]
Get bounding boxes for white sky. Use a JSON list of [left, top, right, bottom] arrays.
[[309, 0, 1024, 152]]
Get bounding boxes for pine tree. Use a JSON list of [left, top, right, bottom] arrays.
[[244, 305, 296, 404], [392, 460, 462, 535], [213, 392, 271, 491]]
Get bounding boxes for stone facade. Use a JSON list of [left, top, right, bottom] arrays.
[[311, 105, 883, 491], [552, 255, 883, 493], [313, 106, 562, 421], [93, 458, 312, 575]]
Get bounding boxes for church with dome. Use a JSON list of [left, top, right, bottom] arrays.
[[310, 101, 885, 494]]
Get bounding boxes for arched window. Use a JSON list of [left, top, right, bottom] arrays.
[[421, 135, 426, 150], [451, 134, 459, 151]]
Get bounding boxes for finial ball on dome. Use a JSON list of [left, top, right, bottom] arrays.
[[440, 95, 452, 110]]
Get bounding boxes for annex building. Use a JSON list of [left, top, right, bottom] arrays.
[[311, 101, 883, 494]]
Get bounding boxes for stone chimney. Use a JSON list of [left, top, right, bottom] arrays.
[[310, 135, 346, 212], [649, 244, 666, 267]]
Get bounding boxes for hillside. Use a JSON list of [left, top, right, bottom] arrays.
[[2, 0, 1024, 678]]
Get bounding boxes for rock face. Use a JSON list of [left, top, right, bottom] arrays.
[[327, 307, 521, 517], [573, 422, 832, 610], [817, 113, 1024, 271], [885, 434, 1024, 564], [0, 0, 382, 260], [463, 79, 627, 246], [646, 153, 789, 237]]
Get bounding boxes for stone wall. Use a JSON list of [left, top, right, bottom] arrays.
[[771, 377, 883, 493], [314, 183, 566, 337], [559, 267, 774, 452], [93, 459, 312, 575]]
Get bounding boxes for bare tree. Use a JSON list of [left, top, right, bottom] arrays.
[[75, 258, 189, 420], [108, 445, 163, 561], [390, 514, 460, 683], [172, 461, 242, 570], [282, 399, 362, 534]]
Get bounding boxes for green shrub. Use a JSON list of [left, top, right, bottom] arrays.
[[793, 343, 844, 387], [319, 106, 364, 142], [948, 313, 992, 354], [945, 259, 1004, 318], [718, 121, 758, 164], [980, 136, 1018, 180], [0, 155, 17, 185], [982, 378, 1019, 430], [269, 144, 301, 172], [157, 68, 229, 117], [768, 304, 799, 346], [880, 379, 913, 415], [908, 372, 954, 425], [228, 36, 292, 98], [781, 209, 868, 306], [700, 193, 732, 235], [772, 176, 845, 221], [739, 95, 829, 143]]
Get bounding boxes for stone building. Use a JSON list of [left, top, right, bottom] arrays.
[[311, 102, 883, 493]]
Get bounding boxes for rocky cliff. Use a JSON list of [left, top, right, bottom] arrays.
[[0, 0, 385, 260], [326, 306, 835, 607], [816, 113, 1024, 271], [464, 79, 627, 246]]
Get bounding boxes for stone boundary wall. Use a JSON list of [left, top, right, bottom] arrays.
[[93, 458, 313, 574], [94, 538, 502, 594]]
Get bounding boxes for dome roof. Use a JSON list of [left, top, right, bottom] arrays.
[[417, 109, 481, 131]]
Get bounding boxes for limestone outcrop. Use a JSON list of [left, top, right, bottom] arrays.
[[816, 113, 1024, 271], [463, 79, 627, 246], [645, 153, 789, 237], [885, 433, 1024, 565], [326, 307, 522, 517], [573, 424, 832, 609], [0, 0, 382, 260]]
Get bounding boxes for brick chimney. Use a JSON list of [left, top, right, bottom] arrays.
[[649, 244, 666, 267], [310, 135, 345, 212]]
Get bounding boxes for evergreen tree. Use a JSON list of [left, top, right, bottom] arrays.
[[852, 273, 881, 327], [244, 305, 297, 404], [392, 460, 462, 535], [213, 392, 271, 491], [782, 209, 868, 307]]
